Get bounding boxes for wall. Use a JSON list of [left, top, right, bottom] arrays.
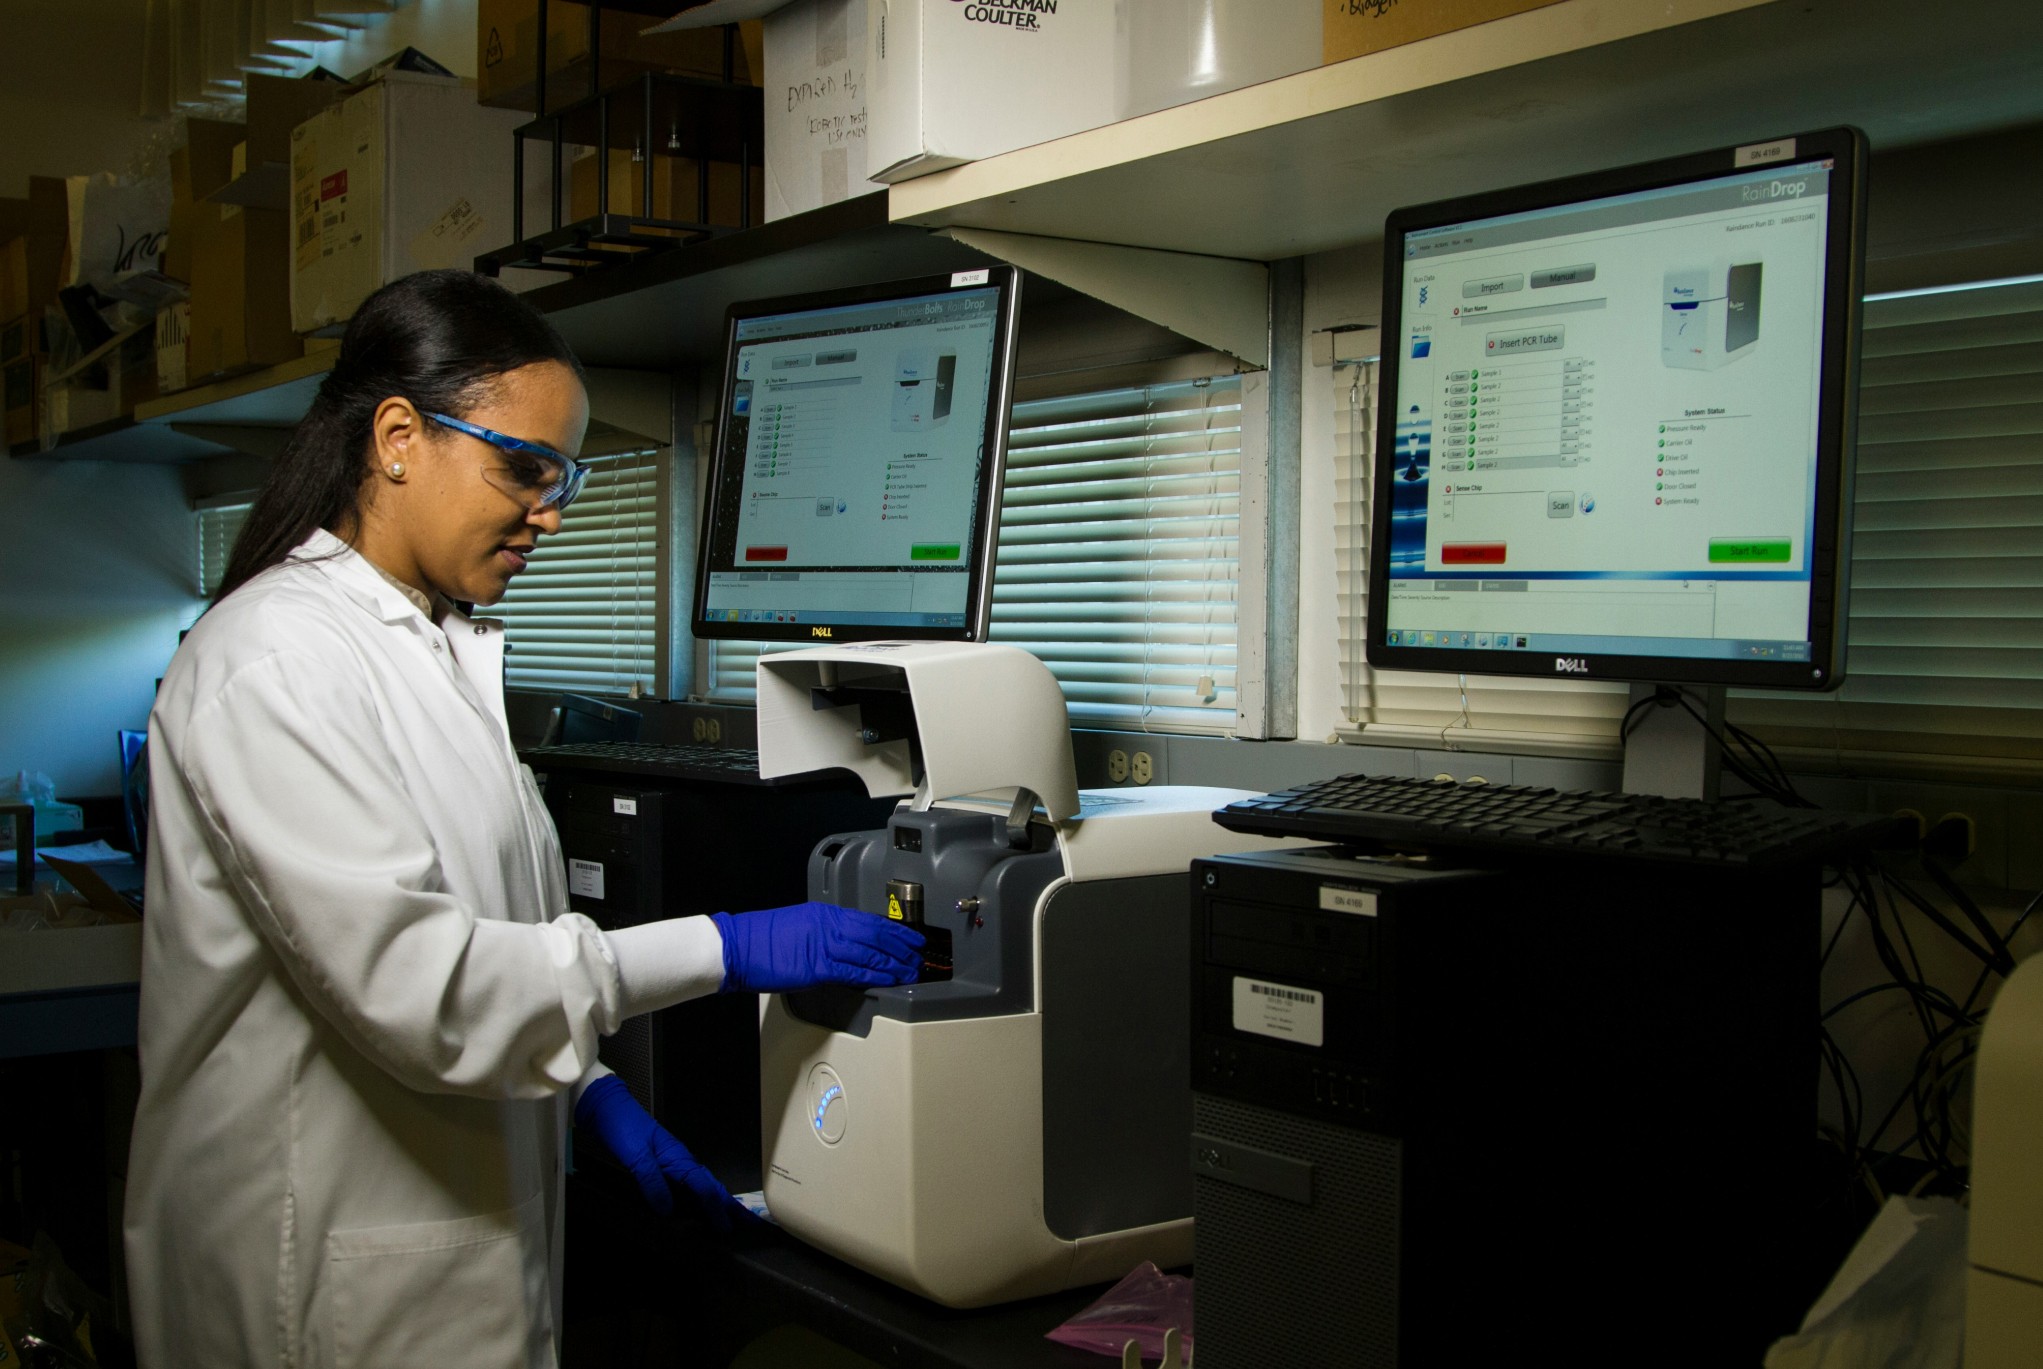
[[0, 0, 169, 199], [0, 458, 202, 796]]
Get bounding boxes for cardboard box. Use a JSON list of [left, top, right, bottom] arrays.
[[3, 352, 34, 447], [1322, 0, 1569, 65], [478, 0, 761, 111], [0, 237, 24, 323], [25, 176, 68, 331], [290, 73, 525, 334], [244, 73, 352, 175], [864, 0, 1118, 184], [44, 365, 122, 440], [650, 0, 875, 219], [567, 147, 763, 226], [155, 301, 190, 394], [41, 324, 156, 440], [759, 0, 877, 219], [164, 149, 194, 285], [189, 202, 301, 380]]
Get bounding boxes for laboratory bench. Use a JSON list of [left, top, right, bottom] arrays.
[[562, 1164, 1129, 1369]]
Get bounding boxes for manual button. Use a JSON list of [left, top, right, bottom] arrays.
[[1531, 264, 1597, 288]]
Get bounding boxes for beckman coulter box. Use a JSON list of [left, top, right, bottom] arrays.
[[1662, 259, 1762, 369]]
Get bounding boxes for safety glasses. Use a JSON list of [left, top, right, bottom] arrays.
[[426, 412, 589, 513]]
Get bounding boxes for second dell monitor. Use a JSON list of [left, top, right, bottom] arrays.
[[694, 266, 1022, 644], [1367, 127, 1868, 691]]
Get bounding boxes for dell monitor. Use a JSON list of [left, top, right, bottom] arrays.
[[1366, 127, 1868, 697], [693, 266, 1022, 645]]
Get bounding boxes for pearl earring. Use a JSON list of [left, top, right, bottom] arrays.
[[388, 462, 406, 479]]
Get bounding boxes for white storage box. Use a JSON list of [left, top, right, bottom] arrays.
[[652, 0, 881, 222], [865, 0, 1117, 183], [289, 73, 525, 334]]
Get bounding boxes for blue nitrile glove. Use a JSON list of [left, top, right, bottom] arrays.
[[575, 1075, 747, 1232], [710, 901, 925, 994]]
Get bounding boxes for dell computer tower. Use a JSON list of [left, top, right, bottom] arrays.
[[1191, 846, 1822, 1367]]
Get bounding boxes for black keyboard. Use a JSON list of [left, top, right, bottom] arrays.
[[520, 740, 786, 786], [1214, 773, 1897, 868]]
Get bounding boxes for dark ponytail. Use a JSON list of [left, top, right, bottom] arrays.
[[214, 269, 583, 604]]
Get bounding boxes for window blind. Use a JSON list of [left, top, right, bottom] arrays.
[[197, 499, 251, 597], [992, 375, 1241, 732], [706, 374, 1244, 734], [1727, 276, 2043, 774], [496, 447, 660, 696], [1334, 359, 1627, 749]]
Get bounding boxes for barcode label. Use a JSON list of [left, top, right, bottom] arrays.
[[1232, 976, 1324, 1048], [568, 858, 605, 901]]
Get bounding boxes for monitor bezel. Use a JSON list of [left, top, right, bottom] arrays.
[[1364, 126, 1869, 692], [691, 265, 1023, 645]]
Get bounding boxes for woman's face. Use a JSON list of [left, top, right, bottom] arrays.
[[370, 360, 590, 607]]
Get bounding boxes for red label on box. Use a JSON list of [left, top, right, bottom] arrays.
[[321, 170, 349, 202], [1441, 542, 1507, 565]]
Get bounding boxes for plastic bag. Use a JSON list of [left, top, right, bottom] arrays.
[[1763, 1195, 1967, 1369], [1045, 1262, 1193, 1364], [65, 170, 171, 303], [0, 772, 82, 851]]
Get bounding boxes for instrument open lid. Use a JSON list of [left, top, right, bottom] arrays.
[[756, 642, 1081, 822]]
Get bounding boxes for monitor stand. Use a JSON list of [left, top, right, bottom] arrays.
[[1620, 682, 1725, 802]]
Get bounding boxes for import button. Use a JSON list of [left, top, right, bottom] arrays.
[[1462, 274, 1525, 298], [1708, 538, 1793, 564]]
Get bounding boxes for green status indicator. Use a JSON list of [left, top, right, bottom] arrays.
[[910, 543, 963, 562], [1708, 538, 1792, 564]]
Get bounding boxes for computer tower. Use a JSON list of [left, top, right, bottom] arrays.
[[541, 773, 895, 1187], [1190, 847, 1821, 1366]]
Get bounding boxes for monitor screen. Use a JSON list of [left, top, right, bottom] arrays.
[[693, 266, 1022, 644], [1366, 128, 1868, 691]]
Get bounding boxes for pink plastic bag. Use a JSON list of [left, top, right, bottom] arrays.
[[1045, 1262, 1194, 1364]]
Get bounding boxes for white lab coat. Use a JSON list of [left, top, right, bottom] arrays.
[[125, 530, 632, 1369]]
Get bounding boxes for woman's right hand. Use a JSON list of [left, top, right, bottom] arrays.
[[710, 903, 924, 993]]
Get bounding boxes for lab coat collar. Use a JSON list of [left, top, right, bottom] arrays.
[[288, 529, 514, 739], [289, 528, 430, 628]]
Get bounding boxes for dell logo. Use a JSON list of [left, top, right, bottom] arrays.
[[1555, 657, 1589, 674], [811, 626, 834, 638]]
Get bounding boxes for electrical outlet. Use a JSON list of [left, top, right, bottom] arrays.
[[1107, 749, 1130, 783], [1131, 751, 1154, 785]]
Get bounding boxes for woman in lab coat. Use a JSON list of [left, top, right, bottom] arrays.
[[122, 270, 922, 1369]]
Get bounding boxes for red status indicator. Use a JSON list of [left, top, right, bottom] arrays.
[[1441, 542, 1507, 565], [743, 545, 789, 562]]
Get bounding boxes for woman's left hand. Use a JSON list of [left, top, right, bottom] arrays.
[[575, 1075, 753, 1231]]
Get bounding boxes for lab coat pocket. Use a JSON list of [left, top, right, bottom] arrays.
[[326, 1191, 554, 1369]]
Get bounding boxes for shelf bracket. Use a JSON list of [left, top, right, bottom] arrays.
[[938, 227, 1271, 369]]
